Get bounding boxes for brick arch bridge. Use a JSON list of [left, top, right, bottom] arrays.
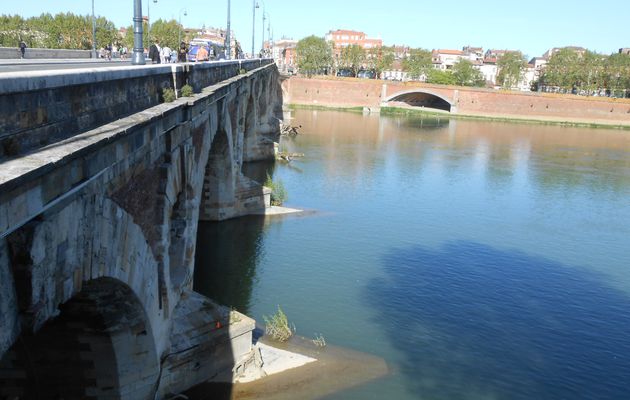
[[382, 88, 457, 112]]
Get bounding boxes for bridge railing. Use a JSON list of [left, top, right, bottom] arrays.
[[0, 59, 274, 161]]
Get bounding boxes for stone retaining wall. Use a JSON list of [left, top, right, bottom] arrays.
[[283, 76, 630, 125], [0, 47, 93, 59]]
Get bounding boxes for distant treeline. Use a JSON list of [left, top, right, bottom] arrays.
[[539, 49, 630, 96], [0, 13, 117, 50], [0, 13, 187, 51]]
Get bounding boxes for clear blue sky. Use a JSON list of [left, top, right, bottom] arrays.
[[3, 0, 629, 57]]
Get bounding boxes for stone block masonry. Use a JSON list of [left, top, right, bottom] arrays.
[[0, 60, 283, 399]]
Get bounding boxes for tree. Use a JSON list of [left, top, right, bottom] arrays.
[[368, 46, 395, 78], [0, 12, 117, 50], [339, 44, 365, 76], [296, 35, 332, 77], [452, 59, 485, 87], [148, 19, 182, 49], [426, 69, 456, 85], [402, 48, 432, 80], [497, 51, 526, 89]]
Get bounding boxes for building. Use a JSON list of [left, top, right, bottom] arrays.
[[543, 46, 587, 59], [432, 49, 465, 70], [271, 38, 298, 73], [325, 29, 382, 56]]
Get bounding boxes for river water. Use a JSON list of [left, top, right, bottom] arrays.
[[195, 109, 630, 400]]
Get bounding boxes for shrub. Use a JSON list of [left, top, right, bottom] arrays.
[[263, 306, 294, 342], [162, 88, 176, 103], [264, 173, 288, 206], [181, 84, 194, 97]]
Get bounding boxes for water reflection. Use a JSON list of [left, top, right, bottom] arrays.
[[367, 241, 630, 400]]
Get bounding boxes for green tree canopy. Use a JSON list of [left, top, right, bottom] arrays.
[[497, 51, 526, 89], [367, 46, 395, 77], [339, 44, 365, 76], [426, 69, 457, 85], [147, 19, 182, 49], [0, 13, 118, 50], [452, 59, 485, 87], [402, 48, 432, 79], [296, 35, 332, 77]]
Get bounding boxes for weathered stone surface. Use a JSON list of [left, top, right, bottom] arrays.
[[0, 240, 19, 357], [0, 61, 282, 398]]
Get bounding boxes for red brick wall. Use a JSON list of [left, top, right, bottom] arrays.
[[283, 77, 630, 124]]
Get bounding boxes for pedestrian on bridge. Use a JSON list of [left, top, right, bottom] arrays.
[[19, 40, 26, 59], [178, 41, 188, 62], [149, 40, 161, 64]]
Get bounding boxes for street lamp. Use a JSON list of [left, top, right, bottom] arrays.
[[147, 0, 157, 40], [251, 0, 259, 58], [261, 1, 266, 55], [226, 0, 231, 59], [178, 8, 187, 45], [132, 0, 145, 64], [91, 0, 97, 59]]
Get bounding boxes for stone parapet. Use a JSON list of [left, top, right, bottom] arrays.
[[0, 59, 273, 160]]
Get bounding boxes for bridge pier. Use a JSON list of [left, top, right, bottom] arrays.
[[0, 61, 282, 398]]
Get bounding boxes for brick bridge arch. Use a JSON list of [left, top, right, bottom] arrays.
[[383, 89, 456, 112]]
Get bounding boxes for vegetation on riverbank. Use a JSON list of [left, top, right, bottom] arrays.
[[285, 103, 630, 131], [263, 306, 295, 342], [380, 106, 630, 130], [264, 174, 288, 206]]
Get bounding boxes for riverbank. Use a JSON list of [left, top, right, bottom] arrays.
[[282, 76, 630, 129], [184, 335, 389, 399], [286, 103, 630, 130]]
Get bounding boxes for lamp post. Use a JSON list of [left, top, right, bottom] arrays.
[[147, 0, 157, 40], [261, 2, 266, 55], [132, 0, 145, 64], [91, 0, 97, 59], [251, 0, 259, 58], [226, 0, 231, 59], [178, 8, 187, 45]]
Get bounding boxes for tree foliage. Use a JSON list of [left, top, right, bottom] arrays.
[[497, 51, 526, 89], [296, 35, 332, 77], [339, 44, 365, 76], [402, 48, 432, 79], [452, 59, 485, 87], [540, 49, 630, 96], [0, 13, 118, 50], [426, 69, 456, 85], [146, 19, 183, 49], [367, 47, 395, 77]]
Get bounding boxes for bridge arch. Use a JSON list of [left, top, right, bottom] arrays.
[[0, 277, 160, 400], [384, 89, 454, 112]]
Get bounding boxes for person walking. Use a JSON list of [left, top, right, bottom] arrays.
[[19, 40, 27, 59], [196, 45, 209, 62], [148, 40, 161, 64], [178, 41, 188, 62]]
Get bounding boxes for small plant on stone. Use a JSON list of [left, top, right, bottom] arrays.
[[263, 306, 295, 342], [239, 68, 247, 75], [312, 333, 326, 348], [264, 173, 288, 206], [181, 84, 194, 97], [162, 88, 176, 103]]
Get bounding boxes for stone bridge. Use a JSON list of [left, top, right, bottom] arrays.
[[0, 60, 282, 399]]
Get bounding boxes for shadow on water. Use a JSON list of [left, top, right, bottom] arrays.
[[367, 241, 630, 400], [194, 215, 266, 315]]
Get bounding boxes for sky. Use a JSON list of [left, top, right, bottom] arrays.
[[3, 0, 629, 58]]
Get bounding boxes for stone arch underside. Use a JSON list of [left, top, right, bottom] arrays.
[[386, 91, 453, 112], [0, 277, 160, 400]]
